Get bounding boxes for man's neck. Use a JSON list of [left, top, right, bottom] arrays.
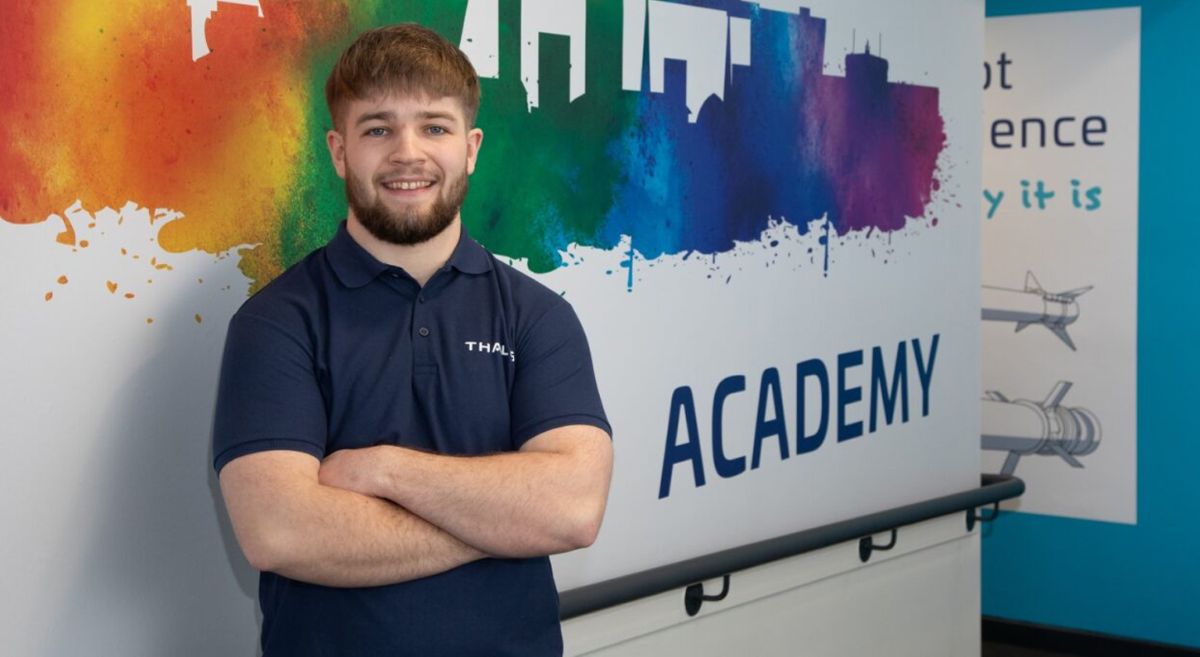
[[346, 214, 461, 287]]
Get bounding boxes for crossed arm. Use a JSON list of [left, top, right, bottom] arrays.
[[218, 424, 613, 587]]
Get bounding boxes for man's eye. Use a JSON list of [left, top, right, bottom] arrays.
[[427, 126, 447, 136], [365, 127, 388, 137]]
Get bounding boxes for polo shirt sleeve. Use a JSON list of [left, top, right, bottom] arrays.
[[510, 301, 611, 448], [212, 311, 328, 473]]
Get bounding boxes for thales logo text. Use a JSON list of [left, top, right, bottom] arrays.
[[464, 341, 516, 363]]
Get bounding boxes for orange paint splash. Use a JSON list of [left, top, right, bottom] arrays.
[[55, 216, 76, 246], [106, 280, 118, 294], [0, 1, 351, 284], [57, 275, 68, 284], [45, 291, 53, 301]]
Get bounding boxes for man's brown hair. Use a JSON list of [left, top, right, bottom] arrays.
[[325, 23, 481, 130]]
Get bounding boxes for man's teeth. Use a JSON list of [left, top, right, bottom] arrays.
[[383, 181, 433, 191]]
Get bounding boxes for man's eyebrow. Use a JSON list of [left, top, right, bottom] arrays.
[[416, 111, 458, 122], [354, 111, 395, 127]]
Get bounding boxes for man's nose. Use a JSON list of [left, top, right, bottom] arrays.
[[388, 129, 425, 164]]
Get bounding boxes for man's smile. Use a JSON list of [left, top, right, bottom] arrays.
[[383, 180, 432, 190], [379, 177, 438, 197]]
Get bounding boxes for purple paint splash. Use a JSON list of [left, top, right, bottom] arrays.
[[807, 43, 944, 233], [601, 3, 946, 267]]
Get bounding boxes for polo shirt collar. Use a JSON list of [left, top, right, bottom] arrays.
[[446, 224, 494, 275], [326, 220, 493, 289], [326, 222, 388, 288]]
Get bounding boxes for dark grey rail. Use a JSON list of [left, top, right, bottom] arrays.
[[560, 474, 1024, 620]]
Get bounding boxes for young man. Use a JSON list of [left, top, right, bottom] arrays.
[[213, 24, 613, 656]]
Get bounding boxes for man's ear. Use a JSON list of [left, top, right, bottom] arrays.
[[465, 127, 484, 176], [326, 129, 347, 180]]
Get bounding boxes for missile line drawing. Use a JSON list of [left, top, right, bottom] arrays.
[[982, 271, 1092, 350], [982, 380, 1101, 476]]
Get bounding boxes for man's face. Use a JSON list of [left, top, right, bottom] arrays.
[[327, 92, 483, 245]]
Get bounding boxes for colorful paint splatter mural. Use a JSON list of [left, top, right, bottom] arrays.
[[0, 0, 944, 288]]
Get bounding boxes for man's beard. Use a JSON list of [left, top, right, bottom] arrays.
[[346, 167, 468, 246]]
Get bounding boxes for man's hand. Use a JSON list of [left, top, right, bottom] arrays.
[[319, 445, 389, 498]]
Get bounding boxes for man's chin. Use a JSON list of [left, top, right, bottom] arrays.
[[355, 206, 457, 247]]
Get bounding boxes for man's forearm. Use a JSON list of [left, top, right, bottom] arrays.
[[386, 450, 593, 557], [265, 484, 487, 587], [324, 427, 612, 559], [221, 452, 487, 588]]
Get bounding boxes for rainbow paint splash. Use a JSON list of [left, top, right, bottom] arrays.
[[0, 1, 945, 288]]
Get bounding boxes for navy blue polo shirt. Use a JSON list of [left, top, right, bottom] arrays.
[[213, 221, 610, 657]]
